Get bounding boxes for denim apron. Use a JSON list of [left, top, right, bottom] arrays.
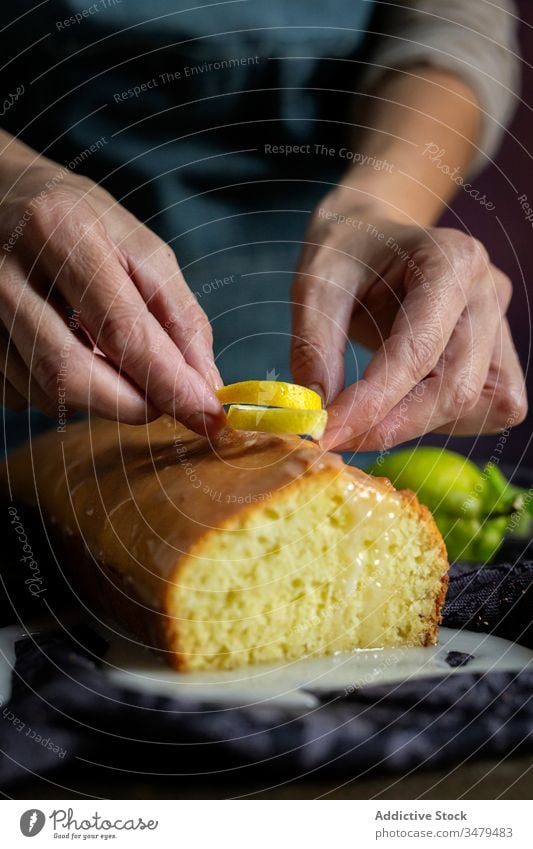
[[1, 0, 374, 451]]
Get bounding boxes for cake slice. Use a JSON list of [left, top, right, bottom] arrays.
[[0, 416, 448, 671]]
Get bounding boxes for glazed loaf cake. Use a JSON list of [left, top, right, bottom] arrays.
[[0, 417, 448, 671]]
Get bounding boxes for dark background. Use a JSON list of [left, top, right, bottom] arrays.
[[437, 0, 532, 466]]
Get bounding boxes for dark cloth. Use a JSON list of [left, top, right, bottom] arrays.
[[1, 1, 374, 265], [1, 555, 533, 789]]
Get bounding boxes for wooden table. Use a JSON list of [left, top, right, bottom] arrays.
[[6, 756, 533, 799]]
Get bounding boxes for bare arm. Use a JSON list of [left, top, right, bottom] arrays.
[[292, 66, 526, 450], [329, 66, 481, 225]]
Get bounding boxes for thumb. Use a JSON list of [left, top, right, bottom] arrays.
[[290, 253, 359, 404]]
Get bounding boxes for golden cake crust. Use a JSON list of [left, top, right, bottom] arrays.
[[0, 416, 449, 670]]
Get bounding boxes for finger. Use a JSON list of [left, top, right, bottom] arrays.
[[323, 233, 487, 447], [0, 327, 58, 416], [120, 232, 223, 390], [291, 245, 363, 403], [25, 196, 224, 433], [332, 286, 500, 451], [434, 318, 527, 436], [0, 263, 158, 423]]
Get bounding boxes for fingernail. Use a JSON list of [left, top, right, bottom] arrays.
[[208, 365, 224, 391], [320, 424, 354, 451], [202, 389, 224, 416], [185, 411, 224, 436]]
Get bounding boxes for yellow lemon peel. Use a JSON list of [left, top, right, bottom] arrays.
[[226, 404, 328, 440], [216, 380, 322, 411]]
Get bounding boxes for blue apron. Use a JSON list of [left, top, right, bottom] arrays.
[[1, 0, 374, 450]]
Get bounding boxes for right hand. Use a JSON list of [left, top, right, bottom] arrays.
[[0, 162, 225, 435], [291, 199, 526, 450]]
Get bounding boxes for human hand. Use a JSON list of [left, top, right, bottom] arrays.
[[291, 199, 527, 451], [0, 164, 224, 435]]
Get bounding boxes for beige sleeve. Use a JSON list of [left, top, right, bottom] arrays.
[[360, 0, 520, 173]]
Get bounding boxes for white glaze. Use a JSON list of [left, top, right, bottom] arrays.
[[1, 622, 531, 710]]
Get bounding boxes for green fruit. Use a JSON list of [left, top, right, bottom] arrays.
[[435, 513, 508, 563], [369, 447, 485, 517], [367, 448, 532, 564], [432, 513, 477, 560], [474, 516, 508, 561], [482, 462, 527, 515]]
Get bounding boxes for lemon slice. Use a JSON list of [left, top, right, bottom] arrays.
[[217, 380, 321, 411], [226, 404, 328, 440]]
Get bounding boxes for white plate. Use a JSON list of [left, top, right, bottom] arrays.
[[2, 623, 532, 710]]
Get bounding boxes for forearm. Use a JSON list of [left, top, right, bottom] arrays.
[[294, 63, 525, 445], [325, 66, 482, 226]]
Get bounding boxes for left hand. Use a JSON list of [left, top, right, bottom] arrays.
[[291, 199, 527, 451]]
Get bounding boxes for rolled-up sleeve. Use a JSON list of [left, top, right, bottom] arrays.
[[360, 0, 520, 172]]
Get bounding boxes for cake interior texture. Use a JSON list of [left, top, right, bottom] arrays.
[[0, 418, 448, 673], [170, 470, 446, 671]]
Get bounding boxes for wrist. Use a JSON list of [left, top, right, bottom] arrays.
[[315, 184, 406, 229], [321, 161, 449, 228]]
